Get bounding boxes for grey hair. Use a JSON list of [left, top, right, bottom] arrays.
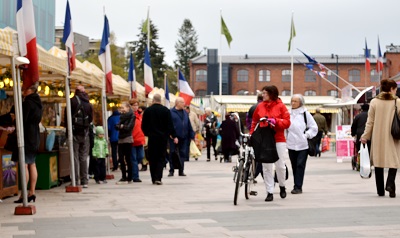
[[205, 107, 211, 112], [291, 94, 305, 107]]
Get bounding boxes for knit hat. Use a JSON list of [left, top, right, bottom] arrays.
[[95, 126, 105, 135]]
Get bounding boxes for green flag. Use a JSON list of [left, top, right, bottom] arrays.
[[142, 9, 151, 39], [288, 14, 296, 52], [221, 16, 232, 48]]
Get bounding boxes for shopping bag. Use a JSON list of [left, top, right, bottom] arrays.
[[190, 140, 201, 158], [359, 143, 371, 179], [321, 136, 330, 152]]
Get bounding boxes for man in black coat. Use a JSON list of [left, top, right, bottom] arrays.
[[64, 85, 93, 188], [351, 103, 370, 152], [141, 94, 176, 185]]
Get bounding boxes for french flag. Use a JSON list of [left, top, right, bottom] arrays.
[[164, 76, 170, 109], [16, 0, 39, 89], [365, 39, 371, 72], [376, 37, 384, 73], [62, 0, 76, 73], [178, 69, 194, 105], [128, 53, 137, 98], [98, 15, 113, 94], [144, 46, 154, 97]]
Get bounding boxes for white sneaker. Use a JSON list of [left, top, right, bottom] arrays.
[[82, 184, 88, 188]]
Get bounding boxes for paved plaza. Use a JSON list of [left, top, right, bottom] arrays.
[[1, 150, 400, 238]]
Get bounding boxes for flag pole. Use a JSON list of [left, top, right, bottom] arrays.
[[219, 9, 222, 97], [290, 12, 294, 97], [147, 6, 150, 52], [317, 64, 361, 93]]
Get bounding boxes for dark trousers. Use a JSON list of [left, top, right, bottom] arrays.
[[148, 136, 168, 183], [289, 149, 309, 189], [315, 131, 323, 155], [169, 138, 189, 174], [110, 142, 118, 170], [375, 167, 397, 195], [94, 158, 106, 181], [206, 134, 217, 159], [118, 143, 132, 181]]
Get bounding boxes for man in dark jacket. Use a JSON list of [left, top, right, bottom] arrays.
[[168, 97, 194, 176], [351, 104, 370, 152], [107, 108, 120, 171], [64, 85, 93, 188], [142, 94, 176, 185], [203, 107, 218, 162]]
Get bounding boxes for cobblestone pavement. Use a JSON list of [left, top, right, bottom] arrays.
[[1, 151, 400, 238]]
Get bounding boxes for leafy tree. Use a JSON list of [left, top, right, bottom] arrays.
[[174, 19, 201, 81], [126, 20, 168, 89]]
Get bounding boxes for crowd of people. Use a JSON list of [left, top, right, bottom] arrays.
[[2, 79, 400, 204]]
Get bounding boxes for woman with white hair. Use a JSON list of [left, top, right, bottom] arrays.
[[286, 94, 318, 194]]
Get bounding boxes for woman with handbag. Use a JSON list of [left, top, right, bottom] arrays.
[[361, 79, 400, 198], [250, 85, 291, 202], [286, 94, 318, 194]]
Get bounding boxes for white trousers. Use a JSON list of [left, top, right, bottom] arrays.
[[262, 142, 287, 194]]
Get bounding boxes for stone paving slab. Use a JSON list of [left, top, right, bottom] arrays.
[[1, 151, 400, 237]]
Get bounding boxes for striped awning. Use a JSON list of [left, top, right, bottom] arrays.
[[225, 103, 339, 114]]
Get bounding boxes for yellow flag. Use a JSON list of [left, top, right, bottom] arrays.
[[288, 14, 296, 52]]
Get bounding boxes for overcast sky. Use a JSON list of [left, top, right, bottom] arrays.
[[55, 0, 400, 65]]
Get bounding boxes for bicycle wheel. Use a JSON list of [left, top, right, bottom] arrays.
[[245, 154, 256, 199], [234, 160, 244, 205]]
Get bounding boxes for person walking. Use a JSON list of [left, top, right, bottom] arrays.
[[142, 94, 177, 185], [203, 107, 218, 162], [92, 126, 108, 184], [361, 79, 400, 198], [14, 84, 43, 203], [185, 105, 200, 161], [116, 102, 135, 184], [351, 104, 370, 152], [168, 97, 194, 176], [108, 108, 120, 171], [286, 94, 318, 194], [246, 94, 263, 179], [219, 114, 240, 163], [130, 98, 145, 183], [65, 85, 93, 188], [313, 108, 328, 157], [250, 85, 291, 202]]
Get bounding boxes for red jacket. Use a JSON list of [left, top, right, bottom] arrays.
[[250, 98, 291, 143], [132, 111, 145, 146]]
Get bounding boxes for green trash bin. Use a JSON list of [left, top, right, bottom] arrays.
[[35, 152, 58, 189]]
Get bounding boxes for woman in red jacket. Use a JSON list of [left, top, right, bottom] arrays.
[[250, 85, 291, 202], [130, 99, 146, 182]]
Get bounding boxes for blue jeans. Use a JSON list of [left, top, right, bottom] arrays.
[[131, 146, 144, 180], [288, 149, 309, 189]]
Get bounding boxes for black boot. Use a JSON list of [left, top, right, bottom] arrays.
[[265, 193, 273, 202], [375, 167, 385, 196], [386, 168, 397, 198], [280, 186, 287, 199]]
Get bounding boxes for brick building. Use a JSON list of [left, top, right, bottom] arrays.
[[189, 46, 400, 98]]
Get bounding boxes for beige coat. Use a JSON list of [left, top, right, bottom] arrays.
[[188, 111, 200, 133], [361, 92, 400, 168]]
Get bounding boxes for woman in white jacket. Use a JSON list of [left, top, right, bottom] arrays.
[[286, 94, 318, 194]]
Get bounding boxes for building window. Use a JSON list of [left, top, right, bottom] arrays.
[[237, 70, 249, 82], [328, 90, 338, 97], [281, 70, 291, 82], [195, 70, 207, 82], [305, 70, 316, 82], [305, 90, 316, 96], [259, 70, 270, 82], [281, 90, 291, 96], [196, 90, 206, 96], [328, 70, 338, 82], [370, 69, 380, 82], [349, 69, 360, 82]]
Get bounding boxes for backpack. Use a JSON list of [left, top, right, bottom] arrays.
[[72, 96, 90, 130], [303, 112, 318, 156]]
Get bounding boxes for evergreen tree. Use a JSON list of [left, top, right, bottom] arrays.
[[174, 19, 200, 81], [126, 20, 168, 89]]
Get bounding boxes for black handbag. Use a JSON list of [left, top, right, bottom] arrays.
[[171, 146, 182, 170], [251, 124, 279, 163], [391, 99, 400, 140], [4, 132, 17, 152], [303, 113, 317, 156]]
